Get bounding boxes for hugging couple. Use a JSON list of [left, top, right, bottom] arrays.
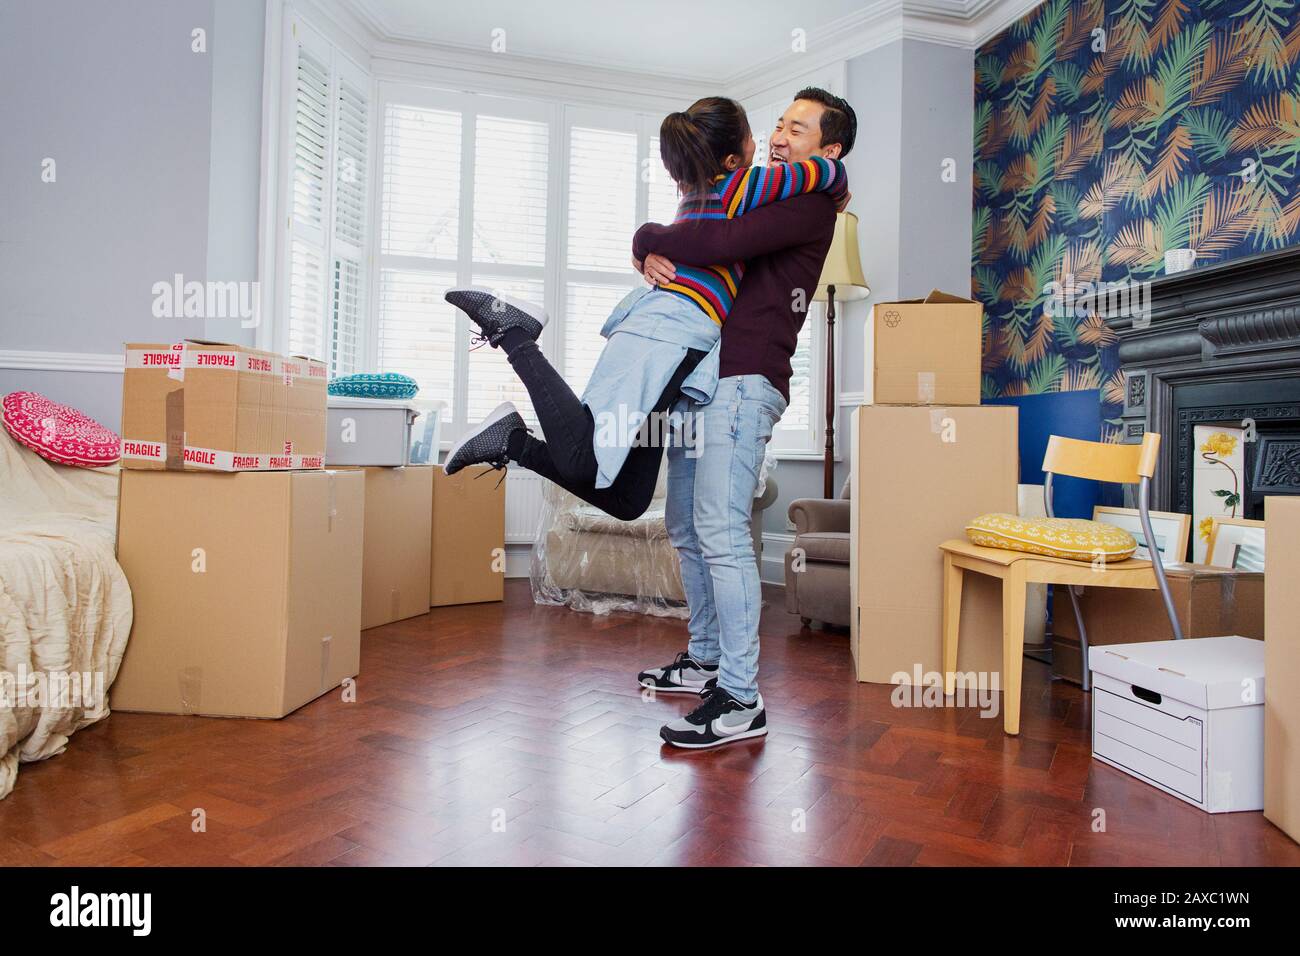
[[443, 88, 856, 750]]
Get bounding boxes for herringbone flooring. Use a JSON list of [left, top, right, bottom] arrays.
[[3, 581, 1297, 866]]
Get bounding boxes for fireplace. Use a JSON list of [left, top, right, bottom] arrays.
[[1108, 247, 1300, 517]]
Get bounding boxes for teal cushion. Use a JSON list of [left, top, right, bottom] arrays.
[[328, 372, 419, 400]]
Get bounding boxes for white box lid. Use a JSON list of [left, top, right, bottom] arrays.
[[1090, 636, 1264, 711], [327, 396, 420, 415]]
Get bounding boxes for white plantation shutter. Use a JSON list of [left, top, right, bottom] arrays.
[[374, 94, 554, 437], [646, 135, 680, 225], [377, 269, 458, 418], [467, 275, 545, 426], [564, 282, 634, 397], [473, 115, 548, 267], [287, 41, 329, 360], [330, 66, 369, 376], [381, 105, 460, 259], [282, 18, 370, 375], [567, 127, 637, 272]]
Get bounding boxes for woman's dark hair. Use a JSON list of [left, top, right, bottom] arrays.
[[659, 97, 750, 202]]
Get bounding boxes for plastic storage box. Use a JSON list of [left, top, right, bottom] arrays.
[[325, 396, 419, 466]]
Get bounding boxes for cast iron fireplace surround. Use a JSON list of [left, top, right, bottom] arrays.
[[1107, 246, 1300, 516]]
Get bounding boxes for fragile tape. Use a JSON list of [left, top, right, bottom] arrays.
[[119, 438, 323, 471], [126, 345, 327, 384]]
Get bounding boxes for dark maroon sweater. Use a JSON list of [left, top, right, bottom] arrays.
[[631, 192, 837, 401]]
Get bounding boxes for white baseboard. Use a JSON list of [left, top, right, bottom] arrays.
[[504, 543, 533, 579], [760, 531, 794, 585], [0, 349, 124, 374]]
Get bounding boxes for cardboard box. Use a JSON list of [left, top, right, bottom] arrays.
[[849, 405, 1019, 685], [865, 290, 982, 405], [347, 466, 433, 629], [1091, 636, 1264, 813], [326, 397, 420, 467], [112, 469, 363, 718], [431, 466, 506, 606], [1265, 496, 1300, 843], [120, 340, 327, 471], [1052, 564, 1264, 685]]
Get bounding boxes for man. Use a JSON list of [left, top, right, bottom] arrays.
[[633, 88, 858, 748]]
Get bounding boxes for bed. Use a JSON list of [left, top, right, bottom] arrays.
[[0, 428, 131, 799]]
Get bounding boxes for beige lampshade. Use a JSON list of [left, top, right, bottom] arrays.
[[813, 211, 870, 302]]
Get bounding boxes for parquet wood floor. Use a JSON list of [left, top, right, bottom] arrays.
[[4, 581, 1296, 867]]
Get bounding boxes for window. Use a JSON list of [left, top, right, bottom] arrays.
[[281, 16, 371, 378], [370, 93, 674, 443]]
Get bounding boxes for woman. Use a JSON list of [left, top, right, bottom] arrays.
[[442, 96, 846, 520]]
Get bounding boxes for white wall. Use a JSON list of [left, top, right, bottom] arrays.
[[0, 0, 266, 430], [756, 37, 976, 579]]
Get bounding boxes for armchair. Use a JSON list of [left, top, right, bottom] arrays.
[[784, 477, 851, 628]]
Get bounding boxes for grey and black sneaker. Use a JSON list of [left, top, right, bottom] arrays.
[[659, 687, 767, 749], [445, 285, 548, 348], [444, 401, 526, 476], [638, 651, 718, 694]]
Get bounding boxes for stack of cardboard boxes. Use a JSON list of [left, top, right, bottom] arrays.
[[113, 341, 364, 718], [326, 395, 434, 630], [849, 292, 1019, 686], [323, 394, 506, 621], [111, 341, 507, 720]]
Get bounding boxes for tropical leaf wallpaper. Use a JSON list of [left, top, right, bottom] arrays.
[[973, 0, 1300, 439]]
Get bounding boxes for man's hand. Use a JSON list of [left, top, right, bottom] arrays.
[[642, 253, 676, 286]]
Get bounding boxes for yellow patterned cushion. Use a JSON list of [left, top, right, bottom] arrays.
[[965, 514, 1138, 563]]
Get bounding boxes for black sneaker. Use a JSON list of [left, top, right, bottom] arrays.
[[444, 402, 525, 476], [445, 286, 548, 348], [659, 687, 767, 749], [638, 651, 718, 694]]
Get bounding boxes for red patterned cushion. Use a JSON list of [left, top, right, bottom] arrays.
[[2, 391, 120, 467]]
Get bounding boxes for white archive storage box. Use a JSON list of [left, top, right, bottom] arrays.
[[1090, 636, 1265, 814], [326, 397, 420, 466]]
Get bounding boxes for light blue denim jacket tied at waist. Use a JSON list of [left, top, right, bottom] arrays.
[[578, 286, 721, 489]]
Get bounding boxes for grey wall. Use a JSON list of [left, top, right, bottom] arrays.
[[758, 38, 975, 579], [0, 0, 265, 430]]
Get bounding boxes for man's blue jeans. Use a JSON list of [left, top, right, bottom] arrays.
[[666, 374, 787, 703]]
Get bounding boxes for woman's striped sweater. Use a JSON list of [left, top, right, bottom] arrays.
[[655, 156, 847, 325]]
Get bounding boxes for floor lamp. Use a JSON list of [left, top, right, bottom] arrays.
[[812, 212, 870, 499]]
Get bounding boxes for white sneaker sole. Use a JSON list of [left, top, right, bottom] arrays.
[[639, 678, 713, 694], [661, 725, 769, 749], [443, 401, 517, 473]]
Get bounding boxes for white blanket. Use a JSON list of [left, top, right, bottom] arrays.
[[0, 428, 131, 799]]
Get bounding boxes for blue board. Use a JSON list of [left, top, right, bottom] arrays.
[[983, 390, 1115, 519]]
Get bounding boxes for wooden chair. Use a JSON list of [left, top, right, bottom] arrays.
[[938, 432, 1184, 735]]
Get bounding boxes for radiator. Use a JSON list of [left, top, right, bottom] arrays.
[[505, 469, 545, 544]]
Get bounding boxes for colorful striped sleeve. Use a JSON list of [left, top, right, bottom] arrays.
[[715, 157, 847, 218]]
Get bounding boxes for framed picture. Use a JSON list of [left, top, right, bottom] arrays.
[[1206, 517, 1266, 572], [1092, 506, 1191, 566]]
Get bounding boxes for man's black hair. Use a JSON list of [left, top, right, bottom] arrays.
[[794, 87, 857, 157]]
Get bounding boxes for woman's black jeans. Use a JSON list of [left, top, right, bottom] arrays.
[[504, 339, 705, 521]]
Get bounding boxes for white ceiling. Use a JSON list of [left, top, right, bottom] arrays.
[[344, 0, 1012, 83]]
